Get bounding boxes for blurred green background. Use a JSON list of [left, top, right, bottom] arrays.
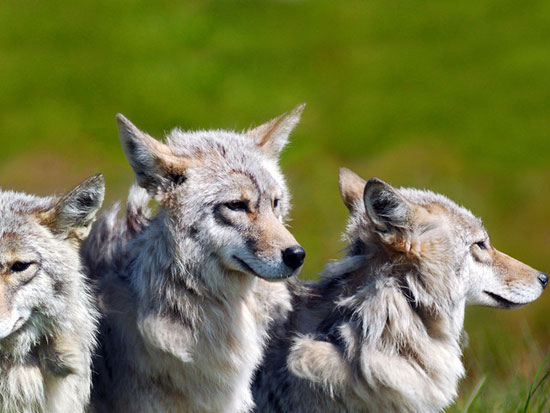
[[1, 0, 549, 410]]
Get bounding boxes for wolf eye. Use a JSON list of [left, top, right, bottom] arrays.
[[224, 201, 249, 212], [10, 262, 32, 273], [273, 199, 280, 209], [474, 241, 487, 250]]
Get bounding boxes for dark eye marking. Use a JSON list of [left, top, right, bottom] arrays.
[[224, 200, 250, 212], [168, 173, 186, 186], [10, 262, 32, 273], [475, 241, 487, 250]]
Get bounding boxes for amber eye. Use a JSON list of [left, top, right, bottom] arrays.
[[225, 200, 249, 212], [475, 241, 487, 250], [10, 262, 32, 273]]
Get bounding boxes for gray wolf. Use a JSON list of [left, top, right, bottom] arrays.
[[253, 168, 547, 413], [0, 175, 104, 413], [84, 105, 306, 412]]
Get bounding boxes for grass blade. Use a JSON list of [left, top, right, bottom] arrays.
[[462, 375, 487, 413], [523, 353, 550, 412]]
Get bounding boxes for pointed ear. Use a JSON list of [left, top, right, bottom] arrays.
[[40, 174, 105, 241], [247, 103, 305, 157], [338, 168, 366, 213], [116, 114, 196, 192], [363, 178, 411, 235]]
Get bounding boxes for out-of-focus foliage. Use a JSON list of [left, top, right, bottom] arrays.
[[1, 0, 548, 409]]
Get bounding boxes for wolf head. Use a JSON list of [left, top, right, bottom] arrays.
[[116, 106, 306, 282], [0, 175, 104, 350], [338, 168, 547, 310]]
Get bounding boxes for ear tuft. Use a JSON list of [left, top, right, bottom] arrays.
[[116, 113, 141, 145], [42, 174, 105, 241], [338, 168, 366, 213], [117, 114, 163, 190], [247, 103, 305, 157], [363, 178, 410, 233], [116, 114, 195, 193]]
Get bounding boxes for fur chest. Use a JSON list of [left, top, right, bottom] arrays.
[[129, 290, 268, 413], [0, 359, 46, 413]]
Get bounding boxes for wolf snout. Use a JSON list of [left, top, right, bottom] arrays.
[[282, 246, 306, 270], [538, 272, 548, 289]]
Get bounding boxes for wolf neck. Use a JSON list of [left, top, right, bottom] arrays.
[[338, 264, 466, 346], [331, 254, 467, 408], [124, 212, 265, 412]]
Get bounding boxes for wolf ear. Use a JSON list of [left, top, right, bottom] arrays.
[[363, 178, 411, 237], [41, 174, 105, 241], [338, 168, 366, 213], [247, 103, 305, 158], [116, 114, 196, 193]]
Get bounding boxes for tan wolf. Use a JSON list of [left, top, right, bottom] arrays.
[[253, 168, 547, 413], [0, 175, 104, 413], [84, 106, 306, 412]]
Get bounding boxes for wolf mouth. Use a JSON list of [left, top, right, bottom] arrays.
[[232, 255, 292, 280], [233, 255, 260, 276], [484, 291, 520, 308]]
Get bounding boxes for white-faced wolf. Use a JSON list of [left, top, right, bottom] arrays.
[[84, 105, 306, 412], [253, 168, 547, 413], [0, 175, 104, 413]]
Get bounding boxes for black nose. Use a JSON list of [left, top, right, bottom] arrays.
[[282, 246, 306, 270], [538, 272, 548, 289]]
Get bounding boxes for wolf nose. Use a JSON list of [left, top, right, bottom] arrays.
[[282, 246, 306, 270], [538, 272, 548, 289]]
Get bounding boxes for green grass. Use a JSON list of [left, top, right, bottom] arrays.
[[451, 325, 550, 412], [1, 0, 549, 410]]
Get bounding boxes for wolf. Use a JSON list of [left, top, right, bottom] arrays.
[[83, 105, 306, 412], [253, 168, 547, 413], [0, 175, 104, 413]]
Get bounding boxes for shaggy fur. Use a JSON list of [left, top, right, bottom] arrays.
[[0, 175, 104, 413], [253, 169, 547, 413], [84, 106, 306, 412]]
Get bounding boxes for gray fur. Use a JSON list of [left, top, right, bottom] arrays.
[[85, 106, 305, 412], [0, 175, 104, 413], [253, 169, 546, 413]]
